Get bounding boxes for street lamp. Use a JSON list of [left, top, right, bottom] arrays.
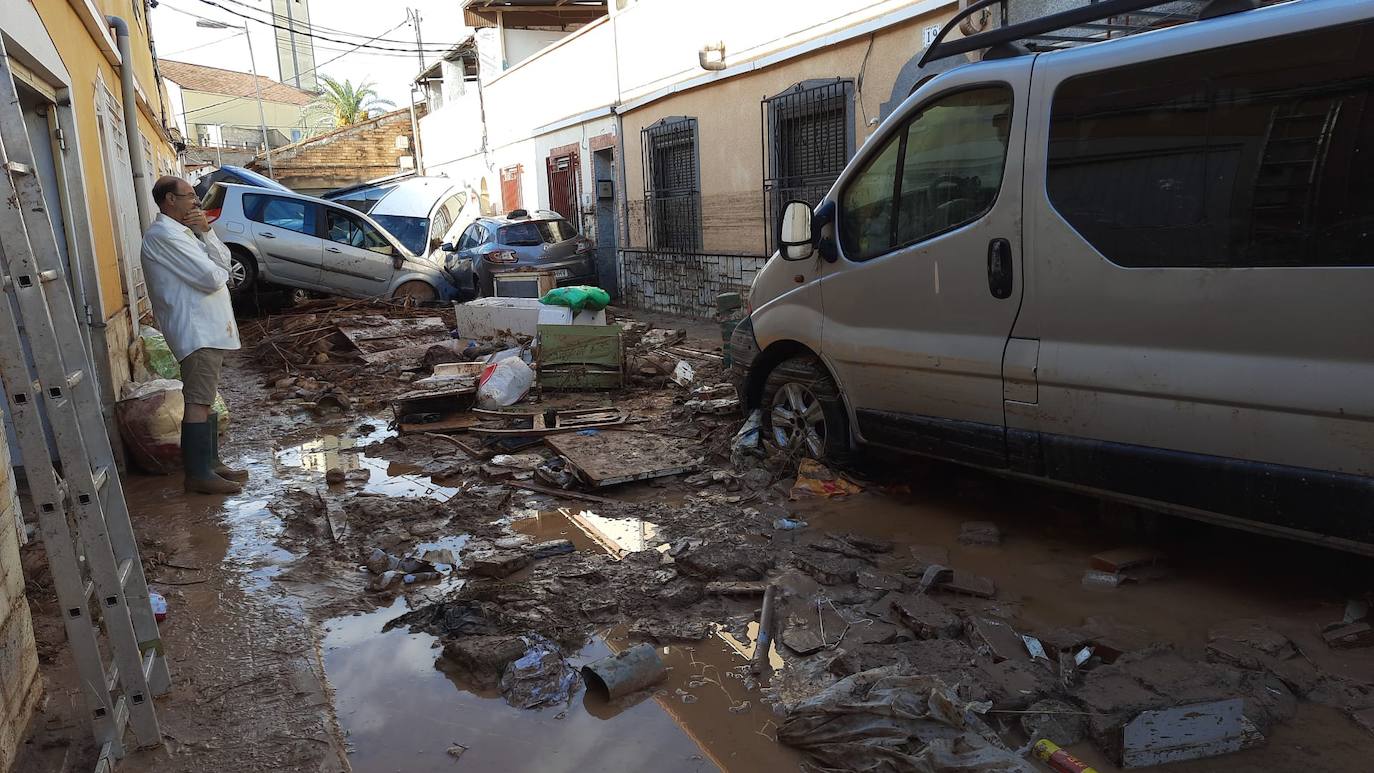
[[196, 18, 275, 177]]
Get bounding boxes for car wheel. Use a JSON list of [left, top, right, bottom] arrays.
[[392, 280, 437, 302], [760, 356, 850, 461], [227, 249, 257, 299]]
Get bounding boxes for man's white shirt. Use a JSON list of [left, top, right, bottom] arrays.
[[140, 213, 241, 360]]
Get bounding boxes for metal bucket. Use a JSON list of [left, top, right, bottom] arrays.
[[580, 643, 667, 700]]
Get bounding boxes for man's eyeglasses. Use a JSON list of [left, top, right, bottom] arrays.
[[170, 191, 198, 201]]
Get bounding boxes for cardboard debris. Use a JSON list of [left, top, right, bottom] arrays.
[[790, 459, 862, 499]]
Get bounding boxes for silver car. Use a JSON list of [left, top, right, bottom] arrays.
[[205, 183, 448, 301], [734, 0, 1374, 554], [442, 209, 596, 298]]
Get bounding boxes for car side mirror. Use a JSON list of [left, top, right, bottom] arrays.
[[392, 255, 404, 270], [441, 241, 457, 252], [778, 200, 815, 261]]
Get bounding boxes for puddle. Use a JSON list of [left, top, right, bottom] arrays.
[[512, 508, 660, 558], [323, 600, 727, 773], [274, 422, 459, 500]]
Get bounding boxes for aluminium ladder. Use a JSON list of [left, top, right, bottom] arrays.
[[0, 41, 169, 771]]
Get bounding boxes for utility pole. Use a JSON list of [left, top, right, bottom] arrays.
[[196, 19, 274, 177], [408, 7, 426, 175], [245, 20, 276, 177]]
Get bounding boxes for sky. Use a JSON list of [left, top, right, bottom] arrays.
[[150, 0, 469, 109]]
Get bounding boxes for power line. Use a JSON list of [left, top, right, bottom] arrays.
[[178, 18, 410, 118], [181, 0, 459, 53], [161, 29, 245, 58], [214, 0, 443, 46]]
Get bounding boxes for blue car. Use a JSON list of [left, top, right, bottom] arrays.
[[443, 209, 596, 298]]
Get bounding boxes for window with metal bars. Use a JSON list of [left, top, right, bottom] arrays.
[[641, 117, 701, 252], [762, 79, 854, 254]]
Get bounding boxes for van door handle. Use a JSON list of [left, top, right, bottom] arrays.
[[326, 247, 342, 253], [261, 232, 275, 239], [987, 238, 1013, 299]]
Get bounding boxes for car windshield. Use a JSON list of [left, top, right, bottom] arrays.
[[500, 219, 575, 246], [371, 215, 429, 256]]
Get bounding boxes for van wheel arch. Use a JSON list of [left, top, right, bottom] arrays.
[[748, 343, 853, 462]]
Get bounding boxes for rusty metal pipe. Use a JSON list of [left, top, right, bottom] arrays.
[[749, 583, 777, 675], [581, 643, 666, 700]]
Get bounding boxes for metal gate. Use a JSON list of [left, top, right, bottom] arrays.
[[546, 151, 580, 229], [761, 79, 853, 254], [641, 117, 700, 252]]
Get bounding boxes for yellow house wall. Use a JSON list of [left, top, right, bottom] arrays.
[[34, 1, 177, 317], [621, 9, 953, 255]]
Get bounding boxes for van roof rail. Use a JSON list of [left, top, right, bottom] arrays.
[[918, 0, 1262, 68]]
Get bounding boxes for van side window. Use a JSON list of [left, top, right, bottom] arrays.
[[840, 86, 1013, 261], [1047, 20, 1374, 268], [244, 194, 316, 236]]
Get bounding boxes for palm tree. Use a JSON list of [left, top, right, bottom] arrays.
[[309, 76, 395, 128]]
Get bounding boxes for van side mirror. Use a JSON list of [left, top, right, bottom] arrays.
[[778, 200, 815, 261]]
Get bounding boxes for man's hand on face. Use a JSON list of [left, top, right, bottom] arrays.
[[182, 207, 210, 235]]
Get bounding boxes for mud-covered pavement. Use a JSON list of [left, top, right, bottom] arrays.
[[17, 306, 1374, 773]]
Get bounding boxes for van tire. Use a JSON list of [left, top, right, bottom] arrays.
[[760, 356, 850, 463], [227, 248, 257, 299]]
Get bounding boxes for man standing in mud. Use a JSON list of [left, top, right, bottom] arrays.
[[141, 176, 249, 495]]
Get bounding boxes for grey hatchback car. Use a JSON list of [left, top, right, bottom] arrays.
[[442, 209, 595, 297]]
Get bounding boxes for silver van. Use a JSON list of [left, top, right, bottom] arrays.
[[206, 183, 449, 301], [733, 0, 1374, 553]]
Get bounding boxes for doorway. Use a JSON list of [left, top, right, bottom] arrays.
[[592, 147, 618, 295]]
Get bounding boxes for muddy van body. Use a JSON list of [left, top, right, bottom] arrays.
[[732, 0, 1374, 553]]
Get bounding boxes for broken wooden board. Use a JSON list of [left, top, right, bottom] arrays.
[[545, 430, 699, 488], [1120, 698, 1259, 768], [362, 343, 450, 367], [398, 412, 485, 436], [469, 407, 628, 436], [337, 316, 448, 352]]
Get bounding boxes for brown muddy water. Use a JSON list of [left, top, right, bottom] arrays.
[[266, 422, 799, 772], [133, 418, 1372, 773]]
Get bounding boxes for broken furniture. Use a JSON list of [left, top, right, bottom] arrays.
[[545, 429, 699, 487], [391, 384, 479, 434], [536, 324, 625, 389]]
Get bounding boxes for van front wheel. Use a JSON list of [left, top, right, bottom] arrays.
[[760, 356, 849, 462]]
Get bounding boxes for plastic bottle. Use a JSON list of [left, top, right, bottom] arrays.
[[149, 591, 168, 623], [1032, 740, 1099, 773]]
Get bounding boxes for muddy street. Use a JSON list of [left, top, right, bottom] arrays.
[[17, 305, 1374, 773]]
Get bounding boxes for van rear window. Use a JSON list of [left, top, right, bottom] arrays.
[[500, 220, 573, 246]]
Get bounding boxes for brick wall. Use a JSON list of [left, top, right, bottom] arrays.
[[0, 410, 40, 773], [250, 107, 421, 193], [618, 249, 766, 318]]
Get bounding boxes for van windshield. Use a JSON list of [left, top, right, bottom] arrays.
[[371, 215, 429, 255]]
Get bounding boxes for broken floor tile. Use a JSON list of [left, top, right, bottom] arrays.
[[968, 617, 1025, 663], [1323, 621, 1374, 649], [890, 593, 961, 639], [466, 549, 533, 579], [958, 521, 1001, 546], [792, 550, 864, 586], [939, 570, 996, 599], [856, 569, 904, 592], [674, 542, 770, 581]]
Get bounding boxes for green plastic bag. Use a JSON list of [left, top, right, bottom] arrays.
[[539, 285, 610, 314], [139, 328, 230, 424]]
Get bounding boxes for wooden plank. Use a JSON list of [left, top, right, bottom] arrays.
[[338, 316, 447, 350], [399, 413, 485, 435], [545, 430, 699, 487], [1121, 699, 1249, 768], [503, 480, 623, 505], [362, 343, 448, 366]]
